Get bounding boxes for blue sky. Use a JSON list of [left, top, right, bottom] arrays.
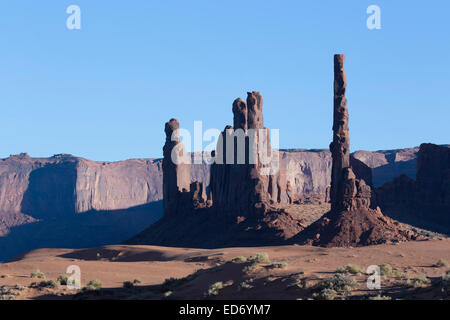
[[0, 1, 448, 161]]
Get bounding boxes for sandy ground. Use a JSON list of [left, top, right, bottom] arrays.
[[1, 238, 450, 300]]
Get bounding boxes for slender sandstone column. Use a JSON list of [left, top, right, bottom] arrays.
[[162, 118, 190, 216], [330, 54, 350, 211]]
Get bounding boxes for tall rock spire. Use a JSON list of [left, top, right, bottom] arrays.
[[295, 54, 419, 247], [330, 54, 350, 211], [162, 118, 190, 216]]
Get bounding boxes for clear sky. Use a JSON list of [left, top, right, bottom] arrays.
[[1, 1, 448, 161]]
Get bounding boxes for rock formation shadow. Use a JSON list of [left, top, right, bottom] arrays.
[[57, 243, 171, 262], [372, 158, 416, 187], [1, 201, 163, 262], [20, 162, 78, 219]]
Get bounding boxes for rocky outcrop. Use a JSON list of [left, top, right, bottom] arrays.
[[297, 54, 419, 247], [416, 144, 450, 207], [375, 144, 450, 233], [210, 92, 287, 218], [127, 92, 306, 247]]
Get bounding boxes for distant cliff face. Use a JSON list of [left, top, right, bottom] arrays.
[[0, 154, 165, 261], [0, 154, 163, 219], [0, 148, 420, 234], [352, 148, 418, 187], [375, 144, 450, 234], [75, 158, 163, 213], [0, 147, 420, 261]]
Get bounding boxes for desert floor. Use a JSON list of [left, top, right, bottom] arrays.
[[1, 238, 450, 300]]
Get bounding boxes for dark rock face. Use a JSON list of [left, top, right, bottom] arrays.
[[416, 143, 450, 207], [296, 54, 419, 247], [21, 161, 78, 219], [162, 119, 191, 216], [375, 174, 416, 208], [190, 181, 208, 209], [375, 144, 450, 233], [350, 156, 373, 187], [232, 98, 247, 131]]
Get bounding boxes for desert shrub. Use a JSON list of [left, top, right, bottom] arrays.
[[379, 264, 393, 276], [13, 284, 26, 291], [314, 274, 357, 295], [313, 288, 338, 300], [163, 291, 173, 298], [248, 253, 271, 264], [123, 281, 134, 289], [0, 286, 14, 295], [434, 258, 449, 268], [205, 282, 224, 296], [57, 274, 69, 285], [286, 278, 308, 289], [239, 279, 254, 290], [162, 274, 196, 291], [38, 280, 59, 289], [269, 262, 288, 269], [336, 264, 363, 275], [30, 270, 45, 279], [133, 278, 142, 284], [368, 294, 392, 300], [229, 256, 247, 263], [439, 273, 450, 297], [83, 279, 102, 291], [406, 276, 430, 288], [0, 285, 23, 300], [1, 274, 8, 278], [242, 264, 258, 274]]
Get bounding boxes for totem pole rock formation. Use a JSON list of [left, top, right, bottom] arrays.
[[329, 54, 351, 211], [128, 55, 420, 248], [329, 55, 372, 212], [296, 54, 419, 247], [128, 92, 304, 247], [210, 91, 288, 217]]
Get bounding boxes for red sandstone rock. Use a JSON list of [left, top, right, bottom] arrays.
[[329, 54, 350, 211], [128, 92, 304, 247], [210, 92, 287, 218], [296, 54, 419, 247], [162, 119, 191, 216]]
